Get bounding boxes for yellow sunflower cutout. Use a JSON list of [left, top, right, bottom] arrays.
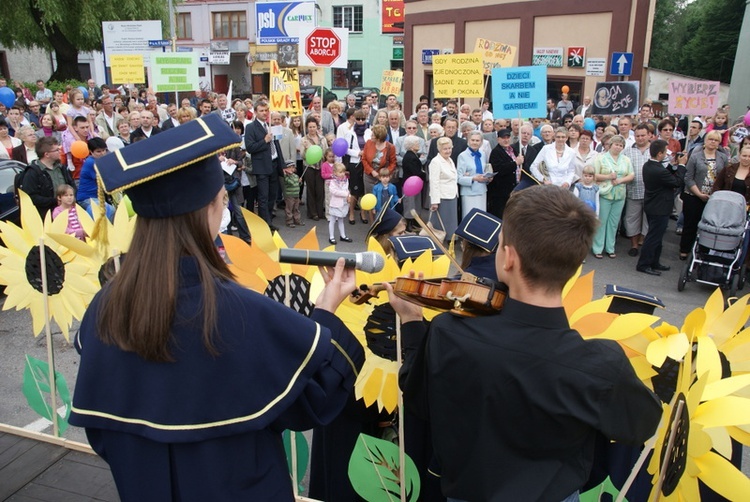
[[562, 267, 660, 352], [0, 191, 100, 341], [646, 328, 750, 501], [86, 199, 136, 262], [341, 237, 451, 413]]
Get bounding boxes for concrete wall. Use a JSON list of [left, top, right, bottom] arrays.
[[0, 45, 53, 83]]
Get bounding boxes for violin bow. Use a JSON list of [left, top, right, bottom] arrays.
[[410, 209, 466, 274]]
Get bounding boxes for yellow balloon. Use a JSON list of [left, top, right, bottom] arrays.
[[360, 193, 377, 211]]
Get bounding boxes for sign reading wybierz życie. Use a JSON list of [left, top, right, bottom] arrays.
[[255, 2, 316, 45], [491, 66, 547, 119], [591, 81, 640, 115]]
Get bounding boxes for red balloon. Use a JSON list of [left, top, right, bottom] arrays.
[[70, 140, 89, 159]]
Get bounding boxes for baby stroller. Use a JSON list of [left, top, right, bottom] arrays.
[[678, 190, 748, 296]]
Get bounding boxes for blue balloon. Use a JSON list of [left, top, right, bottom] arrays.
[[77, 86, 89, 100], [583, 117, 596, 132], [0, 87, 14, 109]]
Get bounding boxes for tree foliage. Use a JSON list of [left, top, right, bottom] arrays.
[[0, 0, 171, 81], [649, 0, 745, 83]]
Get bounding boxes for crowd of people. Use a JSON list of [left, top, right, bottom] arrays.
[[4, 76, 750, 271], [9, 77, 746, 500]]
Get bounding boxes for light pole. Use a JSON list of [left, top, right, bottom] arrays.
[[728, 1, 750, 118]]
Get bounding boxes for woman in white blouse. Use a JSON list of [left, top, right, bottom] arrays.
[[429, 136, 459, 242], [530, 127, 577, 189]]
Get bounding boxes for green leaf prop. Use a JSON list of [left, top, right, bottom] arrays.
[[579, 476, 627, 502], [282, 429, 309, 492], [348, 433, 421, 502], [22, 355, 71, 436]]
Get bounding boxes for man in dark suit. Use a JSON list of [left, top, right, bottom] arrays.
[[545, 99, 562, 125], [130, 110, 162, 142], [512, 123, 541, 191], [637, 140, 682, 276], [679, 118, 704, 155], [426, 118, 467, 165], [160, 104, 180, 131], [245, 100, 284, 230]]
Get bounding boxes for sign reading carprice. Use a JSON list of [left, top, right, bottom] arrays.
[[255, 2, 316, 45], [432, 53, 484, 98], [491, 66, 547, 119]]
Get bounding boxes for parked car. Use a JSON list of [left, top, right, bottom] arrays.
[[0, 159, 25, 229], [349, 87, 388, 108], [300, 86, 338, 108]]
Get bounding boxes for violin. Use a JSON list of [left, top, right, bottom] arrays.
[[350, 274, 508, 317]]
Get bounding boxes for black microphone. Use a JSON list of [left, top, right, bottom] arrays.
[[278, 249, 385, 273]]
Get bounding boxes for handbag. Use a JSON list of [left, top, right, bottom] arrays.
[[225, 178, 240, 192], [419, 210, 447, 242]]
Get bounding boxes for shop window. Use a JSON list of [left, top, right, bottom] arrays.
[[332, 61, 362, 89]]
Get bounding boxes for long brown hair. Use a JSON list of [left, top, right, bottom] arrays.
[[97, 205, 234, 362]]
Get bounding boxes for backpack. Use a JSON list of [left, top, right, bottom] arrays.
[[13, 164, 35, 204]]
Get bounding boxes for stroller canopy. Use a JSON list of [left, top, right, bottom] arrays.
[[698, 190, 747, 237]]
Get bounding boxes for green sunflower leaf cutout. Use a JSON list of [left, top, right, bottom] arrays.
[[348, 433, 421, 502], [22, 355, 71, 436], [282, 429, 309, 493]]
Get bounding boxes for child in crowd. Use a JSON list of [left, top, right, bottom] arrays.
[[53, 184, 86, 241], [327, 162, 352, 245], [66, 89, 92, 140], [282, 165, 304, 228], [573, 164, 600, 217], [321, 148, 335, 219], [372, 168, 398, 213], [706, 110, 730, 148]]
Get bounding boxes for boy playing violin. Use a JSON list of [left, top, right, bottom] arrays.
[[386, 185, 661, 501]]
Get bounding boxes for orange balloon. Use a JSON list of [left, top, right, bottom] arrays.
[[70, 140, 89, 159], [561, 85, 570, 94]]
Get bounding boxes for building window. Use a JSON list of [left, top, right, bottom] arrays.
[[332, 60, 362, 89], [333, 6, 363, 33], [212, 11, 247, 39], [177, 13, 192, 40]]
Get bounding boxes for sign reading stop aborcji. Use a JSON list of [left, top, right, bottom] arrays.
[[298, 26, 350, 69]]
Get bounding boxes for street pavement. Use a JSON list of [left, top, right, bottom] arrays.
[[0, 211, 745, 470]]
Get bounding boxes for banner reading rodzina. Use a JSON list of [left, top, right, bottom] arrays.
[[270, 60, 303, 115], [432, 53, 484, 98]]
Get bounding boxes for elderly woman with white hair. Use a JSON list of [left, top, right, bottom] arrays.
[[457, 130, 492, 217], [429, 137, 459, 242]]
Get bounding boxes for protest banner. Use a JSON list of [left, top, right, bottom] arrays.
[[111, 55, 145, 84], [491, 66, 547, 119], [432, 53, 484, 98], [151, 53, 200, 92], [668, 79, 721, 116], [474, 38, 517, 75], [591, 81, 640, 115], [270, 60, 303, 115], [380, 70, 403, 96]]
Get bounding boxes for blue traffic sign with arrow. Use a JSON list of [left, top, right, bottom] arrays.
[[610, 52, 633, 76]]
